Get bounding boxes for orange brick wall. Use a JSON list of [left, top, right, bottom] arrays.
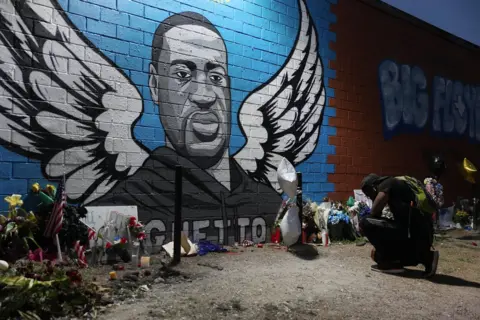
[[327, 0, 480, 204]]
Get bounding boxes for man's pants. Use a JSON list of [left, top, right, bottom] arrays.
[[360, 213, 433, 266]]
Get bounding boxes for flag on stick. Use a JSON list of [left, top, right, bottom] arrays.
[[88, 227, 96, 240], [78, 219, 101, 241], [73, 240, 87, 267], [44, 176, 66, 238]]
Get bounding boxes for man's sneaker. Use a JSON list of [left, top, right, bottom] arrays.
[[371, 264, 405, 274], [424, 250, 439, 278]]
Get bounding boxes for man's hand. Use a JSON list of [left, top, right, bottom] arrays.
[[370, 191, 389, 217]]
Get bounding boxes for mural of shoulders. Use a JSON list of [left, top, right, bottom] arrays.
[[0, 0, 326, 220]]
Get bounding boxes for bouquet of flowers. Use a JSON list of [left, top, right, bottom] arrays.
[[127, 216, 146, 241], [327, 208, 356, 241], [328, 209, 351, 225], [105, 236, 128, 250], [28, 182, 90, 257], [424, 178, 444, 208], [104, 236, 130, 263], [0, 195, 40, 262], [347, 201, 371, 219], [453, 210, 470, 226]]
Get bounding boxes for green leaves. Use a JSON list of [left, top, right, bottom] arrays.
[[5, 222, 17, 235], [27, 237, 40, 249], [18, 311, 42, 320], [0, 275, 57, 288]]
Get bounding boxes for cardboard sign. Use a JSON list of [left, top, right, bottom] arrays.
[[83, 206, 138, 247], [83, 206, 138, 233]]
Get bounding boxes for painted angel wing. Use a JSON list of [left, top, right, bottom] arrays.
[[233, 0, 326, 191], [0, 0, 149, 204]]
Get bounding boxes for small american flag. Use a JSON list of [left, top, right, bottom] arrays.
[[87, 227, 96, 240], [44, 176, 66, 238], [73, 240, 87, 267]]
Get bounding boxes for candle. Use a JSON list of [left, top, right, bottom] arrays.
[[109, 271, 117, 280], [140, 256, 150, 268]]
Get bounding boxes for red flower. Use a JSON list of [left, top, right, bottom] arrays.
[[137, 232, 146, 240], [135, 222, 143, 228], [66, 270, 82, 284], [105, 242, 112, 249], [128, 216, 136, 226], [120, 237, 127, 244]]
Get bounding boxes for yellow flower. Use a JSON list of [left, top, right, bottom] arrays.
[[32, 183, 40, 193], [26, 211, 37, 222], [4, 194, 23, 208], [46, 184, 56, 195]]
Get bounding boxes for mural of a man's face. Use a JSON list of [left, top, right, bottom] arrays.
[[149, 24, 231, 169]]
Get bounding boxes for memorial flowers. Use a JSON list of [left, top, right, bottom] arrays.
[[348, 201, 371, 219], [328, 209, 351, 225], [127, 216, 146, 241], [105, 236, 128, 250], [4, 194, 24, 208], [424, 177, 444, 208], [0, 194, 40, 262], [453, 210, 470, 226]]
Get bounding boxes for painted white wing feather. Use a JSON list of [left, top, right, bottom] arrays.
[[234, 0, 326, 192], [0, 0, 149, 204]]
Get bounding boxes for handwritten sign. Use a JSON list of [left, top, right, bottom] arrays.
[[83, 206, 138, 235]]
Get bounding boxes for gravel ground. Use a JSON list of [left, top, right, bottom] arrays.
[[98, 236, 480, 320]]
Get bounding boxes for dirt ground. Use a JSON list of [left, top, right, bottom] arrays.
[[97, 232, 480, 320]]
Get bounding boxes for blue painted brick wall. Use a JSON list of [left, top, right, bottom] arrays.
[[0, 0, 337, 211]]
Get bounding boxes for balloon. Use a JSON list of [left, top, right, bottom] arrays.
[[429, 154, 446, 179], [460, 158, 477, 184], [463, 158, 477, 172]]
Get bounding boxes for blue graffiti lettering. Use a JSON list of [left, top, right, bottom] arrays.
[[379, 60, 428, 137], [433, 77, 480, 139], [464, 85, 480, 141], [432, 76, 454, 134], [452, 81, 467, 135]]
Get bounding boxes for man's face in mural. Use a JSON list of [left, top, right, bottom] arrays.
[[149, 25, 231, 169]]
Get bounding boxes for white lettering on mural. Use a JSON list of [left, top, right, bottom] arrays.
[[379, 60, 480, 141], [144, 219, 166, 246], [379, 60, 428, 132], [144, 217, 268, 248], [170, 222, 189, 240], [251, 217, 267, 243], [192, 220, 210, 242], [214, 220, 231, 244], [237, 218, 250, 242]]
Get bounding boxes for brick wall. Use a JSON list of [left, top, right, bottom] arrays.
[[328, 0, 480, 204], [0, 0, 337, 245]]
